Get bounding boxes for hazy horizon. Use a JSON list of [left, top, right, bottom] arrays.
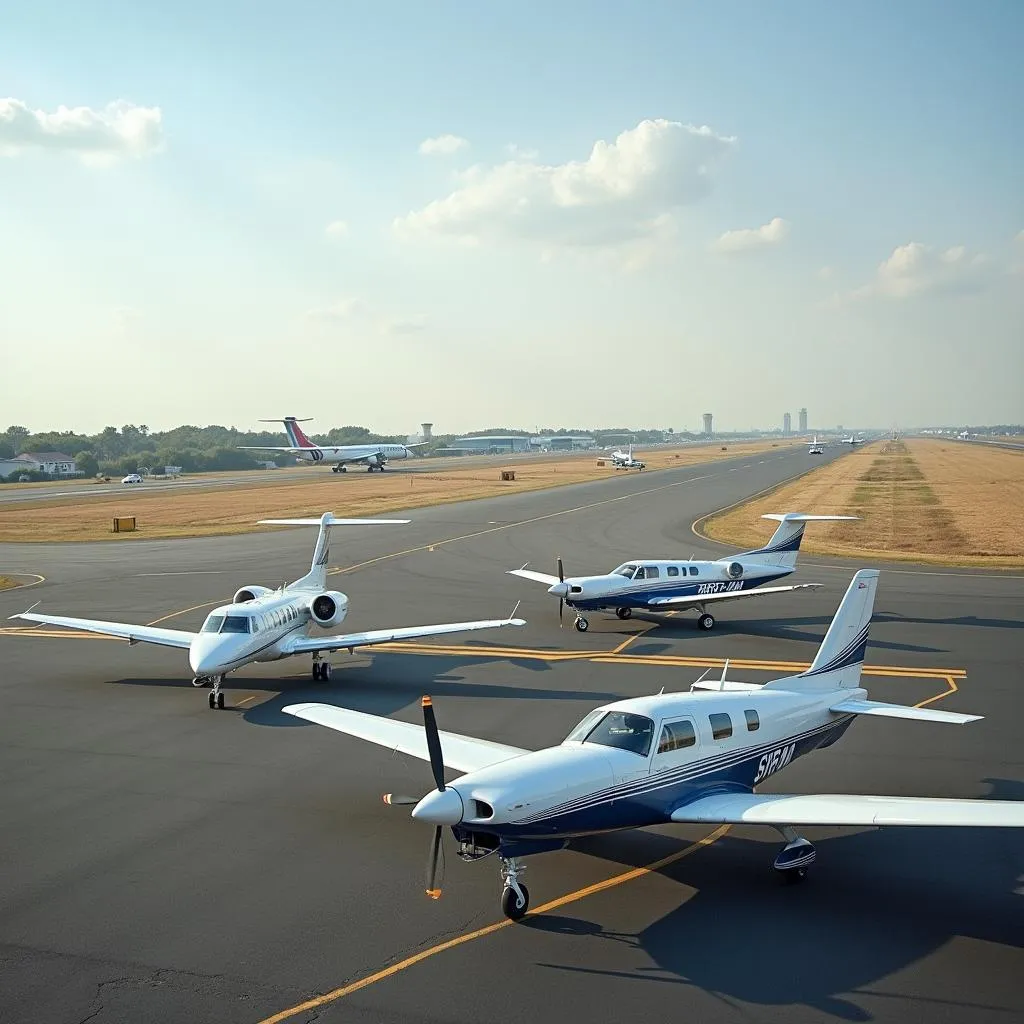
[[3, 2, 1022, 435]]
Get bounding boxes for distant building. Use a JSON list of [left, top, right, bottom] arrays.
[[702, 413, 713, 435], [421, 422, 433, 441], [531, 435, 596, 450], [783, 413, 792, 436], [798, 408, 808, 433], [453, 435, 533, 453], [0, 452, 77, 478]]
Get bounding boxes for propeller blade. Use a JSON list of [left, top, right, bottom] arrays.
[[559, 597, 564, 627], [426, 825, 443, 899], [382, 793, 419, 806], [421, 695, 446, 792], [557, 556, 564, 583]]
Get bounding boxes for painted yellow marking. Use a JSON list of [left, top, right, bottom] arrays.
[[254, 825, 732, 1024], [235, 695, 260, 707]]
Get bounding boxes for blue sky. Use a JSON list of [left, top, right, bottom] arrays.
[[2, 1, 1021, 435]]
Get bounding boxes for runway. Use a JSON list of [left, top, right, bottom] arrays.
[[1, 444, 1021, 1024]]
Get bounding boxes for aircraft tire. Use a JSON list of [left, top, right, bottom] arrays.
[[698, 614, 715, 631], [574, 617, 589, 633], [501, 884, 529, 921]]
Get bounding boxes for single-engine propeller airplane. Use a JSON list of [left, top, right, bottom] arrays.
[[284, 568, 1024, 921], [238, 416, 426, 472], [507, 512, 858, 632], [8, 513, 525, 709]]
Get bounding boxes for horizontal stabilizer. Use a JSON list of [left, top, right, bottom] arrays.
[[671, 792, 1024, 828], [830, 698, 982, 724], [760, 514, 861, 523]]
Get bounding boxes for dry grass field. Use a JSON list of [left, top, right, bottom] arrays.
[[0, 441, 791, 543], [0, 576, 18, 590], [702, 438, 1024, 568]]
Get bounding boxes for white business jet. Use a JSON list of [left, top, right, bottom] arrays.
[[507, 512, 857, 633], [238, 416, 426, 472], [607, 444, 645, 470], [284, 568, 1024, 921], [9, 513, 525, 709]]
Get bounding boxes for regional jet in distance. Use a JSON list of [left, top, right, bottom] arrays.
[[239, 416, 426, 472], [9, 513, 525, 709]]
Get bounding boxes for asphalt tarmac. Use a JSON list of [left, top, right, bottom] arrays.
[[1, 444, 1021, 1024]]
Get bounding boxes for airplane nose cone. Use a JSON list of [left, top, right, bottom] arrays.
[[547, 581, 571, 599], [189, 637, 232, 676], [411, 787, 464, 825]]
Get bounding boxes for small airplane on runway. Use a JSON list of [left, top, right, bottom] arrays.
[[507, 512, 858, 633], [238, 417, 426, 472], [839, 435, 865, 445], [607, 444, 645, 471], [284, 568, 1024, 921], [807, 436, 824, 455], [8, 513, 525, 709]]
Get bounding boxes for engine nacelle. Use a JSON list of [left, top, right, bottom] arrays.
[[233, 584, 272, 604], [723, 561, 744, 579], [308, 591, 348, 628], [367, 453, 384, 466]]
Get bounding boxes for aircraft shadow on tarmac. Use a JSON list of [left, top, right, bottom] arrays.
[[594, 611, 945, 657], [108, 650, 620, 727], [874, 611, 1024, 632], [528, 779, 1024, 1021]]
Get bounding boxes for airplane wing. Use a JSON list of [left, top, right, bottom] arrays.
[[670, 792, 1024, 828], [282, 615, 526, 654], [506, 567, 561, 586], [236, 446, 303, 453], [281, 703, 530, 774], [10, 611, 195, 649], [648, 583, 823, 608]]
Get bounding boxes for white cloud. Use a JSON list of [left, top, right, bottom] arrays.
[[324, 220, 349, 239], [0, 98, 163, 164], [381, 314, 428, 335], [713, 217, 789, 254], [418, 133, 469, 156], [395, 118, 736, 251], [304, 297, 366, 321], [817, 265, 835, 281], [857, 242, 992, 299]]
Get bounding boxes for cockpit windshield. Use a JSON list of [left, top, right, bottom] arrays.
[[201, 614, 251, 634], [566, 710, 654, 757], [612, 564, 637, 579]]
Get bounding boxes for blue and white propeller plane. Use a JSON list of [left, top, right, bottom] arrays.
[[8, 513, 525, 710], [507, 512, 857, 633], [284, 569, 1024, 921]]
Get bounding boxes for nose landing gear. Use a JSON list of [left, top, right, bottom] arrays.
[[573, 615, 589, 632], [194, 674, 226, 709], [500, 857, 529, 920]]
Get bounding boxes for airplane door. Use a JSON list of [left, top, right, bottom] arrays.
[[650, 717, 699, 774]]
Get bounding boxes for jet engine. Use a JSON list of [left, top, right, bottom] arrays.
[[724, 562, 744, 579], [233, 585, 272, 604], [308, 591, 348, 628]]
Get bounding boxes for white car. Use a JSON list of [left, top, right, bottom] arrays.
[[121, 474, 144, 485]]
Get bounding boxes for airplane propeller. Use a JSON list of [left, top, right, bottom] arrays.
[[557, 556, 565, 626]]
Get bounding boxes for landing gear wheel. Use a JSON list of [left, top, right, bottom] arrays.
[[615, 607, 632, 620], [208, 692, 216, 709], [312, 662, 322, 681], [367, 465, 374, 472], [574, 616, 589, 633], [216, 692, 225, 710], [340, 466, 347, 473], [501, 883, 530, 921], [697, 613, 715, 631], [321, 663, 332, 682]]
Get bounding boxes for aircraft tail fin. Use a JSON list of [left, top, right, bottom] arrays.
[[258, 513, 411, 590], [738, 513, 859, 568], [259, 416, 315, 449], [766, 569, 879, 692]]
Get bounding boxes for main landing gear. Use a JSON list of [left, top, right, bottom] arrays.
[[697, 612, 716, 631], [500, 857, 529, 921], [331, 465, 348, 473], [311, 657, 332, 682], [773, 827, 816, 883], [192, 674, 226, 709], [615, 607, 632, 620]]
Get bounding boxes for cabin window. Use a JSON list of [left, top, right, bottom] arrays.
[[689, 566, 699, 576], [580, 711, 655, 758], [667, 566, 679, 577], [709, 712, 733, 741], [643, 566, 660, 579], [744, 709, 760, 731], [657, 720, 696, 753]]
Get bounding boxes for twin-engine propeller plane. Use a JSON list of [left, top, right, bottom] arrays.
[[238, 416, 425, 472], [507, 512, 857, 633], [284, 568, 1024, 921], [8, 513, 525, 709]]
